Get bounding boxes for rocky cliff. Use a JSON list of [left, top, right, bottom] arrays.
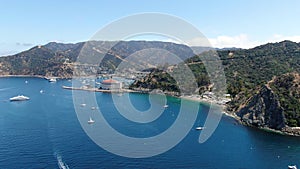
[[235, 72, 300, 135], [236, 85, 286, 130]]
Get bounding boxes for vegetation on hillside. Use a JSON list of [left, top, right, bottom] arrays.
[[269, 73, 300, 127], [130, 40, 300, 127], [0, 41, 197, 77]]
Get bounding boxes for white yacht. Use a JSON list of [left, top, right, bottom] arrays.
[[10, 95, 30, 101], [49, 78, 57, 82], [196, 126, 205, 130], [88, 117, 95, 124]]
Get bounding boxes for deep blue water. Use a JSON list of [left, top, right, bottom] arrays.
[[0, 77, 300, 169]]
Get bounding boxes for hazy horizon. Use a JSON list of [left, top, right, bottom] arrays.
[[1, 0, 300, 56], [2, 38, 299, 57]]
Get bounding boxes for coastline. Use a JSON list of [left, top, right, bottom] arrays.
[[61, 85, 239, 119], [63, 84, 240, 123], [179, 95, 239, 119], [0, 74, 72, 79], [0, 75, 48, 78], [0, 74, 98, 79], [141, 91, 300, 137]]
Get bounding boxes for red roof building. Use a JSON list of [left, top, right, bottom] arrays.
[[100, 79, 122, 90], [102, 79, 119, 84]]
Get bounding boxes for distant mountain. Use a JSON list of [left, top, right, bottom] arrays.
[[216, 47, 243, 51], [190, 46, 214, 54], [0, 45, 73, 77], [0, 41, 197, 77], [43, 42, 83, 53], [190, 46, 242, 54]]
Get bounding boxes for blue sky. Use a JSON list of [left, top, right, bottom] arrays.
[[1, 0, 300, 55]]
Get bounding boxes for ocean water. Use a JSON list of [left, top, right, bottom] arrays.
[[0, 77, 300, 169]]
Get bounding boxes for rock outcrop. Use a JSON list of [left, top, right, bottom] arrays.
[[235, 72, 300, 135], [236, 85, 286, 130]]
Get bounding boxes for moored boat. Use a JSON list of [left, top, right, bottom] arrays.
[[10, 95, 30, 101], [49, 78, 57, 82], [196, 126, 205, 130], [88, 117, 95, 124]]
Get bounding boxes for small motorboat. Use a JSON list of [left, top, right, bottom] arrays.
[[49, 78, 57, 82], [163, 104, 169, 108], [88, 117, 95, 124], [288, 165, 297, 169], [10, 95, 30, 101], [80, 103, 86, 107], [196, 126, 205, 130]]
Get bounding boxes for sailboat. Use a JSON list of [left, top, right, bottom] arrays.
[[88, 117, 95, 124]]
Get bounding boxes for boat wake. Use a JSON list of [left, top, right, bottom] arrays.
[[0, 87, 13, 91], [56, 154, 70, 169]]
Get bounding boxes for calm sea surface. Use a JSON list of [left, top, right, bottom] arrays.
[[0, 77, 300, 169]]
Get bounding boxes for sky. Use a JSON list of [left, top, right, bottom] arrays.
[[1, 0, 300, 55]]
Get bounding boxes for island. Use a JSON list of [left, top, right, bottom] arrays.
[[1, 40, 300, 136]]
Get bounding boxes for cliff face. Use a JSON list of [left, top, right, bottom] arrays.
[[235, 72, 300, 135], [236, 85, 286, 130], [269, 72, 300, 127]]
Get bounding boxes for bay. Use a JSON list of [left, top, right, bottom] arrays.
[[0, 77, 300, 169]]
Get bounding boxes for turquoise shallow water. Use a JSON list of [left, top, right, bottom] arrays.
[[0, 77, 300, 169]]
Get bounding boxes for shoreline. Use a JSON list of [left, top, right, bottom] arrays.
[[63, 85, 238, 120], [0, 74, 100, 79], [0, 75, 71, 79], [130, 90, 300, 137], [0, 75, 48, 78], [178, 95, 239, 120]]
